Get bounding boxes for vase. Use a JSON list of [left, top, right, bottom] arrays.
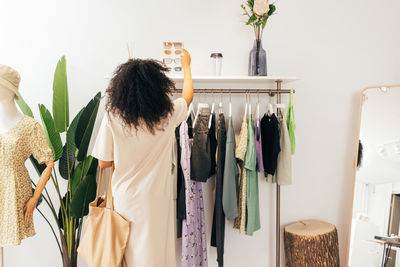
[[248, 39, 267, 76], [61, 236, 78, 267]]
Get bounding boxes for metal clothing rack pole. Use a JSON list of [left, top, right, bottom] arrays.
[[275, 80, 282, 267], [172, 88, 295, 94]]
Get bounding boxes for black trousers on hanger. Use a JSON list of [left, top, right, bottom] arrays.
[[211, 113, 226, 267], [191, 108, 216, 182], [176, 127, 185, 238]]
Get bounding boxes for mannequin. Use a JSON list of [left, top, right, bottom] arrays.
[[0, 84, 24, 133], [0, 69, 54, 267]]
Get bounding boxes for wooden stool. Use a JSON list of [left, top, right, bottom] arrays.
[[284, 220, 340, 267]]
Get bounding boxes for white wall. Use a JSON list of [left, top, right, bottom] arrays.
[[1, 0, 400, 266]]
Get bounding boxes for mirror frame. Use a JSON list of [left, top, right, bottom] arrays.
[[346, 84, 400, 267]]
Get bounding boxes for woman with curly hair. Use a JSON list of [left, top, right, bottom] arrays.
[[91, 50, 193, 267]]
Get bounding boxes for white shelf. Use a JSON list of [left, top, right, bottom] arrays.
[[169, 75, 298, 89]]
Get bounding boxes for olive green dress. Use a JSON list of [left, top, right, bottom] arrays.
[[0, 116, 52, 246]]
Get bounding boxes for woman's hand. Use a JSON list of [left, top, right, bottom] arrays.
[[99, 160, 114, 169], [181, 49, 191, 69], [23, 196, 38, 226]]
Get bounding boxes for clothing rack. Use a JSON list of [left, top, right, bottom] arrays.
[[173, 80, 294, 267], [172, 88, 295, 95]]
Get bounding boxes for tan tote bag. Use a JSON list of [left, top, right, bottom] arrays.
[[78, 167, 130, 267]]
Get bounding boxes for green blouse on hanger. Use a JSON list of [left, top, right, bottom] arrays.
[[245, 113, 260, 236], [286, 89, 296, 155]]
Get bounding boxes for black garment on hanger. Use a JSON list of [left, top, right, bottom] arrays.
[[260, 114, 281, 176], [211, 113, 226, 267], [209, 113, 217, 177], [176, 116, 193, 238], [191, 109, 213, 182], [176, 127, 185, 238]]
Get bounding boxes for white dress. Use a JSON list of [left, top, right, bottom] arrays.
[[91, 98, 187, 267]]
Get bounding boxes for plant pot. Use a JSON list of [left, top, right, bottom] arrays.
[[248, 39, 267, 76], [61, 236, 78, 267]]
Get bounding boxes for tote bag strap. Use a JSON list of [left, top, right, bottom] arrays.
[[96, 165, 115, 210], [96, 168, 105, 198], [105, 164, 115, 210]]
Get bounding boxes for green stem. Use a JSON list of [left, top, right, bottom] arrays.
[[50, 172, 67, 236]]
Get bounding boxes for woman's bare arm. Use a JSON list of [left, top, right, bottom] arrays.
[[181, 49, 193, 106]]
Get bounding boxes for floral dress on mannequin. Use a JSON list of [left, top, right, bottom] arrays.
[[0, 116, 52, 246]]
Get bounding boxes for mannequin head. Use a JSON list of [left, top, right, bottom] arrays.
[[0, 84, 16, 102], [0, 64, 20, 102]]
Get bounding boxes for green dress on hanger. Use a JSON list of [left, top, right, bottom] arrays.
[[245, 114, 260, 236], [286, 89, 296, 155]]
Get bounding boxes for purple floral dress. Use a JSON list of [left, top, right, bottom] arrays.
[[180, 122, 208, 266], [255, 117, 265, 172]]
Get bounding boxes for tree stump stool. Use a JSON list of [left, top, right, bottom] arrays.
[[284, 220, 340, 267]]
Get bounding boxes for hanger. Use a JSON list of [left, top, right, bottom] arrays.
[[257, 93, 260, 119], [193, 92, 209, 128], [218, 92, 224, 114], [245, 91, 248, 117], [187, 102, 193, 118], [193, 92, 200, 128], [248, 92, 251, 118], [208, 93, 215, 129], [267, 94, 274, 116], [126, 42, 133, 60], [267, 103, 274, 116], [229, 90, 232, 118]]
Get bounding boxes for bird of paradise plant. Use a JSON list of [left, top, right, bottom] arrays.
[[16, 56, 101, 267]]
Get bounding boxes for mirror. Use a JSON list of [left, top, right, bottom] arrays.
[[348, 86, 400, 267]]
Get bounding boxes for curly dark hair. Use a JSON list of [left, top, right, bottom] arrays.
[[106, 59, 175, 134]]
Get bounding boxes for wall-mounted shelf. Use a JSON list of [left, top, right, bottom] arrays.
[[169, 75, 298, 89]]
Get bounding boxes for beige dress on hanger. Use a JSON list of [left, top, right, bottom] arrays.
[[91, 98, 187, 267], [0, 116, 52, 246], [234, 114, 248, 234]]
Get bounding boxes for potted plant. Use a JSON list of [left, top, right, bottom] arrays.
[[241, 0, 276, 76], [16, 56, 101, 267]]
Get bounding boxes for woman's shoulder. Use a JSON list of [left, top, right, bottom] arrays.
[[170, 98, 188, 126]]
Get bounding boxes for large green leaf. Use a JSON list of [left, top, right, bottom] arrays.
[[39, 104, 63, 161], [59, 145, 75, 180], [16, 93, 33, 118], [75, 92, 101, 161], [70, 174, 97, 219], [70, 156, 98, 195], [52, 56, 69, 133], [67, 108, 84, 153]]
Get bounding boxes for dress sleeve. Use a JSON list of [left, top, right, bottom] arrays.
[[31, 122, 53, 164], [171, 98, 188, 127], [91, 113, 114, 161]]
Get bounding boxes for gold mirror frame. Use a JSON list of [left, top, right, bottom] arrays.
[[346, 84, 400, 266]]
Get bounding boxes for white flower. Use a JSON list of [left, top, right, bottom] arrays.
[[253, 0, 270, 16]]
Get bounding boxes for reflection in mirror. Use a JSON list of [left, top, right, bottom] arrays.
[[348, 86, 400, 267]]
